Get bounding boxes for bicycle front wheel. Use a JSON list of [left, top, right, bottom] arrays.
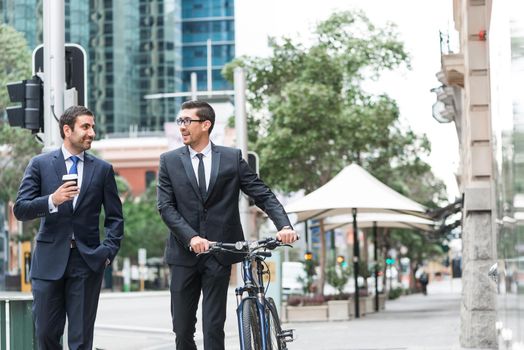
[[265, 298, 286, 350], [241, 298, 262, 350]]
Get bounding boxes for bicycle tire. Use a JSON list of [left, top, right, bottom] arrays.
[[265, 298, 287, 350], [241, 298, 262, 350]]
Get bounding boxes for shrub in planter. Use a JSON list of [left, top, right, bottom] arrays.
[[325, 293, 350, 301], [388, 287, 403, 300], [286, 295, 302, 307], [326, 264, 352, 296], [358, 288, 369, 297], [303, 294, 326, 306], [297, 259, 317, 294], [286, 294, 326, 306]]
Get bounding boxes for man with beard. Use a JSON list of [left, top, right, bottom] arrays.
[[157, 100, 297, 349], [14, 105, 124, 350]]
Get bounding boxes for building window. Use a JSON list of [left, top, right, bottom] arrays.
[[145, 171, 156, 188]]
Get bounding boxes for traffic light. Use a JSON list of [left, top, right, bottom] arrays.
[[304, 251, 313, 261], [6, 75, 44, 133], [336, 255, 347, 267], [303, 251, 315, 277], [386, 257, 395, 265]]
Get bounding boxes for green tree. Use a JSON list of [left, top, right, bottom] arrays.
[[119, 182, 166, 261], [326, 264, 352, 297], [223, 10, 447, 296], [0, 23, 39, 229], [223, 11, 415, 194], [0, 125, 42, 205], [0, 23, 32, 114]]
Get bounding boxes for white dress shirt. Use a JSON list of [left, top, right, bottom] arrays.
[[188, 142, 212, 191], [48, 144, 85, 213]]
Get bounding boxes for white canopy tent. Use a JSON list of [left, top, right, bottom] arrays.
[[320, 212, 435, 232], [286, 163, 428, 222], [285, 163, 428, 317]]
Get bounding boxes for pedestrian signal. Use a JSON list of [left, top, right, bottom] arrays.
[[336, 255, 347, 267]]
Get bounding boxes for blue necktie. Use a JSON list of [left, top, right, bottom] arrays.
[[69, 155, 79, 174]]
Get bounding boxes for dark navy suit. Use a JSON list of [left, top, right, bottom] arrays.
[[14, 148, 124, 350], [157, 143, 291, 349]]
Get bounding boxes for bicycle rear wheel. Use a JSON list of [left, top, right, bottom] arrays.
[[241, 298, 262, 350], [265, 298, 286, 350]]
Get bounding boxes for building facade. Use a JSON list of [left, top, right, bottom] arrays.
[[181, 0, 234, 92], [437, 0, 524, 348], [1, 0, 234, 136]]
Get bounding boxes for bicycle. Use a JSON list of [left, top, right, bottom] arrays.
[[200, 237, 295, 350]]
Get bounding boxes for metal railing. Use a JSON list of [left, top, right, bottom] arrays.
[[0, 294, 36, 350]]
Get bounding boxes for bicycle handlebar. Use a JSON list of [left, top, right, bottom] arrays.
[[206, 237, 290, 255]]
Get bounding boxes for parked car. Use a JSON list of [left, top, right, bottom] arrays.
[[282, 261, 306, 296]]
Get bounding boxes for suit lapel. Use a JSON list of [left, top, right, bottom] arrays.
[[52, 149, 67, 182], [180, 147, 202, 201], [206, 144, 221, 203], [73, 153, 97, 212]]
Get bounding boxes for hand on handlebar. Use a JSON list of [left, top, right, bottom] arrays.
[[190, 236, 214, 254], [276, 227, 298, 244]]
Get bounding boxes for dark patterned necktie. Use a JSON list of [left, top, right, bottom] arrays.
[[196, 153, 207, 199]]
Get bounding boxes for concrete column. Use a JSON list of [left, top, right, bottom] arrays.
[[459, 0, 497, 347]]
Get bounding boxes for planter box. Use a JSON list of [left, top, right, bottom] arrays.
[[285, 304, 328, 322], [364, 296, 375, 314], [346, 298, 366, 318], [327, 299, 351, 321], [379, 294, 386, 310], [355, 297, 367, 317]]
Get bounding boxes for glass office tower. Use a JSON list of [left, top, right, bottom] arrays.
[[0, 0, 42, 48], [491, 1, 524, 346], [181, 0, 234, 92], [1, 0, 218, 136]]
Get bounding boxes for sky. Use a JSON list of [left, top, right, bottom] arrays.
[[235, 0, 460, 201]]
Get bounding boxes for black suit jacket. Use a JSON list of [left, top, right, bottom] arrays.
[[157, 144, 291, 266], [14, 149, 124, 280]]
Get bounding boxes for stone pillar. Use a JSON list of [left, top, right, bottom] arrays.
[[458, 0, 497, 347]]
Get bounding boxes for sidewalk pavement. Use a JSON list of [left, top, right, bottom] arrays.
[[2, 277, 466, 349], [279, 277, 463, 350]]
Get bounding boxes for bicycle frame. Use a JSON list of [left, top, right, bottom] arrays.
[[236, 255, 272, 350], [205, 238, 293, 350]]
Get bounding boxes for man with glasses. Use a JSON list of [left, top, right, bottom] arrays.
[[157, 100, 297, 350]]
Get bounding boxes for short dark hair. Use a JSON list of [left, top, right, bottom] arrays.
[[59, 106, 94, 139], [181, 100, 215, 134]]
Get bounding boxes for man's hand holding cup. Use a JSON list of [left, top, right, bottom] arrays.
[[51, 174, 80, 206]]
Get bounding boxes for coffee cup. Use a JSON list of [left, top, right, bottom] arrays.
[[62, 174, 78, 187]]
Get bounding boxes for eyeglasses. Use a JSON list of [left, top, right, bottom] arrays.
[[176, 118, 206, 126]]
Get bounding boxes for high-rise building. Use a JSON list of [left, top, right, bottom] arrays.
[[1, 0, 233, 136], [0, 0, 42, 49], [181, 0, 235, 92]]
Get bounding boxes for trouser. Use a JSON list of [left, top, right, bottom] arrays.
[[32, 248, 104, 350], [170, 255, 232, 350]]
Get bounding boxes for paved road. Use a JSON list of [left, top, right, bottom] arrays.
[[94, 288, 240, 350], [288, 278, 462, 350], [93, 278, 463, 350]]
